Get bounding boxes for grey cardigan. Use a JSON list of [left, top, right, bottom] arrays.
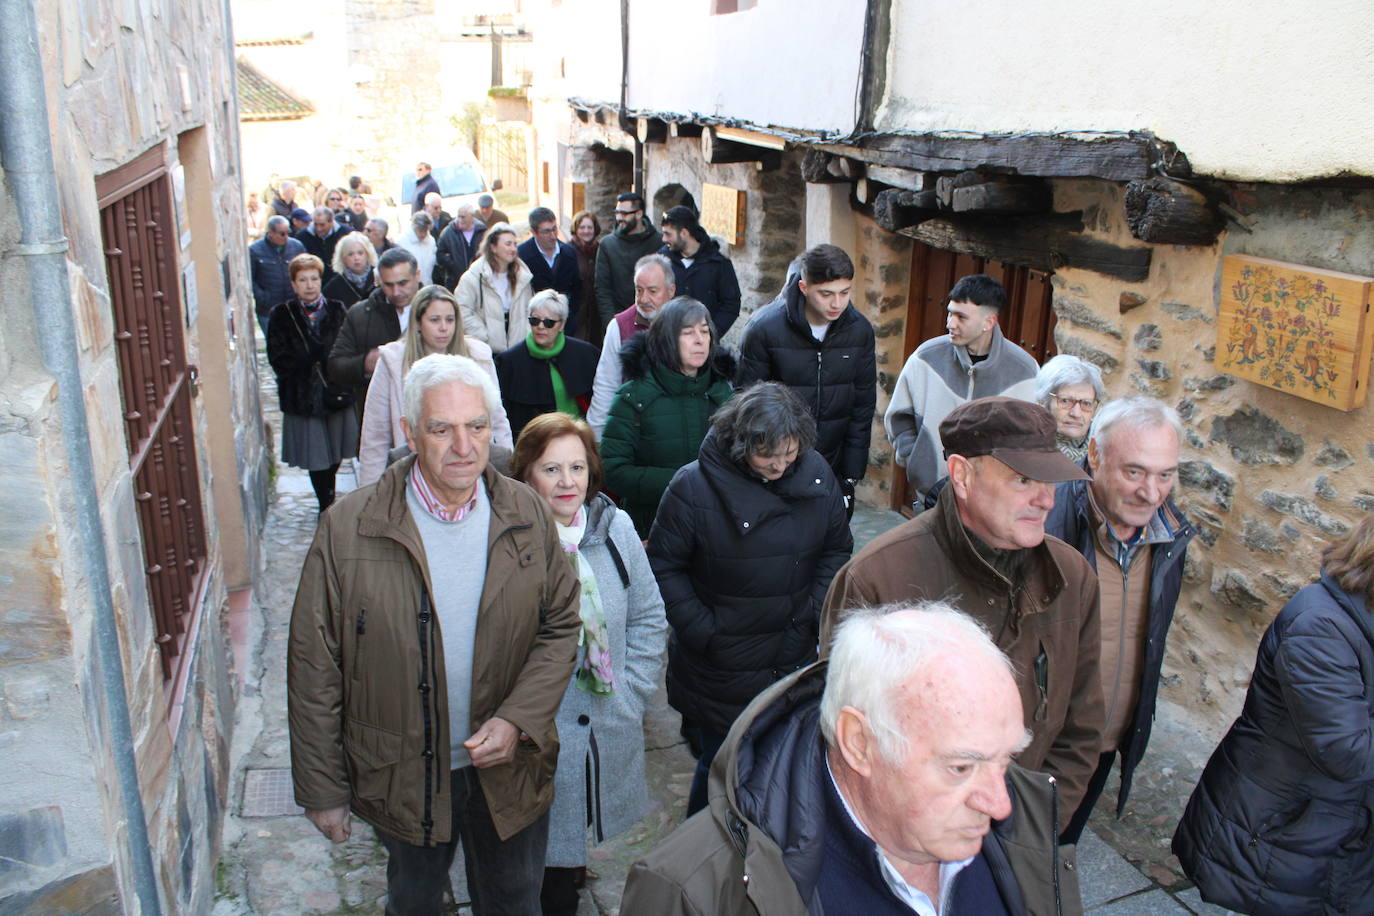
[[546, 493, 668, 867]]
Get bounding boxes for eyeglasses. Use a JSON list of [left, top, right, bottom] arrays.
[[614, 208, 641, 217], [528, 316, 561, 328], [1053, 395, 1099, 412]]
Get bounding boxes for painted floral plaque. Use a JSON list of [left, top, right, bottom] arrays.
[[1219, 255, 1374, 411]]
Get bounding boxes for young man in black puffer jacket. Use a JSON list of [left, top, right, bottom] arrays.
[[737, 244, 877, 516]]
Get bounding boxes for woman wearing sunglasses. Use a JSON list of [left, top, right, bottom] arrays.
[[495, 289, 601, 442]]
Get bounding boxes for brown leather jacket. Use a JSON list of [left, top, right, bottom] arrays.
[[820, 486, 1105, 823], [287, 457, 581, 845]]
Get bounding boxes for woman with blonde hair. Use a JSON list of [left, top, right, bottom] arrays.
[[1175, 512, 1374, 914], [323, 231, 378, 307], [455, 221, 533, 351], [356, 284, 512, 485]]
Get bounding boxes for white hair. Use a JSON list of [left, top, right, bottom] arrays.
[[1090, 396, 1183, 457], [402, 354, 502, 430], [820, 602, 1014, 764], [331, 231, 378, 275], [266, 214, 289, 232], [1034, 354, 1106, 408], [529, 289, 569, 321]]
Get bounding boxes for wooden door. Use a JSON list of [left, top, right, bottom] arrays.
[[891, 241, 1056, 512], [97, 146, 208, 682]]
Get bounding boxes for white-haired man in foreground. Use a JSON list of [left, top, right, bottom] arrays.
[[287, 354, 581, 915], [622, 603, 1082, 915]]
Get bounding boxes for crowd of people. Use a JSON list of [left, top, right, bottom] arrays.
[[257, 172, 1374, 916]]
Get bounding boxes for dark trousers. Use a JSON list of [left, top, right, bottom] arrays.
[[540, 866, 583, 916], [684, 725, 727, 818], [1061, 750, 1117, 845], [378, 766, 548, 916]]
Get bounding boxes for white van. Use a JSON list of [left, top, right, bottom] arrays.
[[400, 154, 501, 215]]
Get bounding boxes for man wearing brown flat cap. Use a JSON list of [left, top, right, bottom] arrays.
[[821, 396, 1105, 839]]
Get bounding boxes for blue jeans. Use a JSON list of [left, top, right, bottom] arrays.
[[685, 725, 727, 818], [377, 766, 548, 915]]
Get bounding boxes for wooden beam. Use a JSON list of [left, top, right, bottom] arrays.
[[714, 126, 788, 151], [951, 180, 1051, 213], [900, 215, 1152, 281], [1124, 177, 1224, 246], [816, 132, 1186, 182], [636, 117, 668, 144], [702, 128, 780, 165], [670, 122, 703, 138], [873, 188, 939, 233], [801, 149, 847, 183], [866, 164, 928, 192]]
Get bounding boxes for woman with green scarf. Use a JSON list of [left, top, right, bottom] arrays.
[[510, 412, 667, 916], [495, 289, 601, 442]]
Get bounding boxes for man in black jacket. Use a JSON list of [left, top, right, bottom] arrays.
[[1045, 396, 1194, 844], [517, 207, 582, 338], [660, 205, 742, 337], [410, 161, 440, 214], [327, 247, 420, 423], [434, 206, 486, 291], [737, 244, 876, 515], [296, 206, 350, 283], [594, 191, 661, 329]]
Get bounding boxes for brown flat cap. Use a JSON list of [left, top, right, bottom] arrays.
[[940, 396, 1091, 483]]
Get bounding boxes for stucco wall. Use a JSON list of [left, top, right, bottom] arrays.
[[0, 0, 264, 910], [624, 0, 864, 134], [880, 0, 1374, 181]]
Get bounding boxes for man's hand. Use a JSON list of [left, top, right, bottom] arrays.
[[464, 716, 520, 769], [305, 806, 351, 843], [363, 347, 381, 373]]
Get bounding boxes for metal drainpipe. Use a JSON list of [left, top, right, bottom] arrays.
[[0, 2, 164, 914]]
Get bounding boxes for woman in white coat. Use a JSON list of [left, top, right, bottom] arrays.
[[356, 284, 513, 485], [455, 221, 533, 351]]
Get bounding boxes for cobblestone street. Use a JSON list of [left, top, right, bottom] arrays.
[[212, 346, 1238, 915]]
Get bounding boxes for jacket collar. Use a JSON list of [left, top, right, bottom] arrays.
[[1320, 573, 1374, 649], [931, 481, 1066, 609], [952, 324, 1009, 371], [355, 455, 530, 554], [697, 430, 832, 532], [781, 278, 857, 342]]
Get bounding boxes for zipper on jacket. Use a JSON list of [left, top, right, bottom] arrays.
[[815, 350, 824, 417], [416, 586, 436, 846], [1049, 775, 1063, 915], [1104, 570, 1130, 739]]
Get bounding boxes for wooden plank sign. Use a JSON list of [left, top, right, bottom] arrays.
[[700, 183, 746, 247], [1218, 254, 1374, 411]]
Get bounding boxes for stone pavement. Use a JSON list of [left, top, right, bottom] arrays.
[[213, 348, 1236, 914]]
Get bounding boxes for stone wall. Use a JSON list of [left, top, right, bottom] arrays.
[[0, 0, 265, 910], [1046, 179, 1374, 733], [641, 138, 805, 346], [832, 176, 1374, 734]]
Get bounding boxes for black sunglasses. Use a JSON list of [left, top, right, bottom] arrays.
[[528, 316, 561, 328]]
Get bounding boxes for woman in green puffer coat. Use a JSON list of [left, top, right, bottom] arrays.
[[601, 296, 735, 538]]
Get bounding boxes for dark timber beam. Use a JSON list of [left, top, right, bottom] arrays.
[[900, 215, 1152, 282], [802, 149, 847, 183], [817, 132, 1187, 183], [702, 128, 779, 165], [636, 117, 667, 144], [670, 121, 703, 138], [1124, 177, 1225, 246], [873, 188, 939, 233]]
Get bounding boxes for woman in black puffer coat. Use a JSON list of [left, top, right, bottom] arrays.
[[647, 381, 852, 818], [1173, 511, 1374, 915]]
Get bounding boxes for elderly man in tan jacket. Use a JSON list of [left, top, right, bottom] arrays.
[[288, 353, 580, 915]]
